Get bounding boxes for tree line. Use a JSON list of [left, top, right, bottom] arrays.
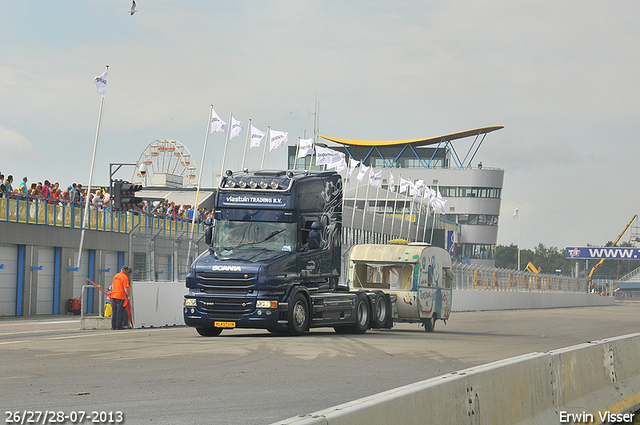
[[494, 242, 640, 280]]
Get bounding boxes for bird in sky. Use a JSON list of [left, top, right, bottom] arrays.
[[129, 0, 137, 15]]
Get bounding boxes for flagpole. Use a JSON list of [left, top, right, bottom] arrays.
[[517, 207, 521, 271], [407, 189, 415, 242], [399, 178, 408, 240], [261, 127, 270, 169], [391, 174, 401, 238], [186, 104, 213, 266], [218, 113, 232, 184], [361, 173, 371, 236], [417, 189, 426, 242], [77, 65, 108, 270], [241, 118, 251, 170], [429, 204, 436, 245], [422, 190, 430, 243], [430, 185, 440, 245], [309, 142, 316, 171], [381, 172, 390, 242], [293, 137, 300, 170], [371, 170, 381, 242], [350, 170, 360, 238]]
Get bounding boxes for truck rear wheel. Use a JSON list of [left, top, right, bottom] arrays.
[[350, 293, 370, 334], [196, 327, 223, 337], [287, 292, 309, 336], [372, 292, 390, 328]]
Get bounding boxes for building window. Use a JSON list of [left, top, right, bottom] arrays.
[[444, 214, 499, 226], [132, 252, 146, 281], [463, 244, 495, 259], [440, 186, 501, 199]]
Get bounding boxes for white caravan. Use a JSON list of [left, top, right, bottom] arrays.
[[346, 243, 453, 331]]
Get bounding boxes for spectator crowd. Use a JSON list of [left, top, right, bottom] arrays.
[[0, 171, 213, 223]]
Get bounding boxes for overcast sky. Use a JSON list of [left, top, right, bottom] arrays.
[[1, 1, 639, 250]]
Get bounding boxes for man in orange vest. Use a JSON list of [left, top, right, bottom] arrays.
[[111, 266, 132, 330]]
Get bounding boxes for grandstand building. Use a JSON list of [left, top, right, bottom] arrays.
[[287, 126, 504, 266]]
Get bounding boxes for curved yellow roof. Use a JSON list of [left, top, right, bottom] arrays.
[[319, 126, 503, 147]]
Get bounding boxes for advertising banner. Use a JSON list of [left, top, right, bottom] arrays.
[[565, 247, 640, 259]]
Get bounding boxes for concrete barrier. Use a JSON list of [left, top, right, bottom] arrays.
[[80, 316, 111, 330], [274, 333, 640, 425], [453, 289, 613, 312]]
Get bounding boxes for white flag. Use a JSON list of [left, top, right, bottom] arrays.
[[229, 117, 243, 140], [327, 154, 346, 170], [369, 169, 382, 187], [93, 69, 108, 96], [348, 158, 360, 177], [334, 157, 348, 173], [357, 164, 370, 181], [388, 173, 395, 192], [297, 138, 314, 158], [513, 208, 519, 219], [424, 186, 436, 201], [410, 179, 423, 197], [250, 125, 266, 148], [269, 129, 288, 151], [399, 177, 411, 194], [315, 145, 344, 166], [210, 109, 227, 134], [435, 189, 446, 213]]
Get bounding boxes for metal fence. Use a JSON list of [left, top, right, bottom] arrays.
[[452, 263, 591, 293]]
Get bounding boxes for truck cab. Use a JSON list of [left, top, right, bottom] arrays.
[[183, 170, 370, 336]]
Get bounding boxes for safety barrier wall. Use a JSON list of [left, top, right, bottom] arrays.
[[452, 289, 613, 311], [275, 333, 640, 425]]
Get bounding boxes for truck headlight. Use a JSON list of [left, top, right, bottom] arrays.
[[256, 300, 278, 308], [184, 298, 197, 307]]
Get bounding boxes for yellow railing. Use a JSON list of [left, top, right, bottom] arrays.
[[0, 196, 205, 237]]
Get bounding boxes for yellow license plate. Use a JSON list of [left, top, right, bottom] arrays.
[[214, 321, 236, 328]]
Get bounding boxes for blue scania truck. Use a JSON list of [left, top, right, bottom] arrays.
[[183, 169, 388, 336]]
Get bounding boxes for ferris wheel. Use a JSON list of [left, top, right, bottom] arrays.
[[133, 140, 197, 188]]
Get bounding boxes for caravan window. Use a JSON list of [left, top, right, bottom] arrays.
[[352, 262, 414, 291]]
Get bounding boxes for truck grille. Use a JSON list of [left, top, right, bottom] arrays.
[[196, 271, 256, 289], [199, 297, 254, 318]]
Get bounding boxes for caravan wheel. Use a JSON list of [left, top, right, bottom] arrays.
[[423, 315, 436, 332]]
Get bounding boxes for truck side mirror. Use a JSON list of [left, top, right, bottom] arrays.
[[205, 225, 213, 246], [308, 221, 323, 249]]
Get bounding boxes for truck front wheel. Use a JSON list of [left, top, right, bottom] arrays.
[[196, 327, 223, 337], [287, 292, 309, 336]]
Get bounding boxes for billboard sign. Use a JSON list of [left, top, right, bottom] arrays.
[[566, 247, 640, 260]]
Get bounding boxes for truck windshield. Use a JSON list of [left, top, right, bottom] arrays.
[[213, 220, 297, 252]]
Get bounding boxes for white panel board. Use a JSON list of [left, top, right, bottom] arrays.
[[130, 281, 186, 328], [0, 244, 18, 316], [36, 247, 55, 315]]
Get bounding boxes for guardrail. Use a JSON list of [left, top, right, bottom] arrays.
[[275, 333, 640, 425], [0, 195, 205, 237]]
